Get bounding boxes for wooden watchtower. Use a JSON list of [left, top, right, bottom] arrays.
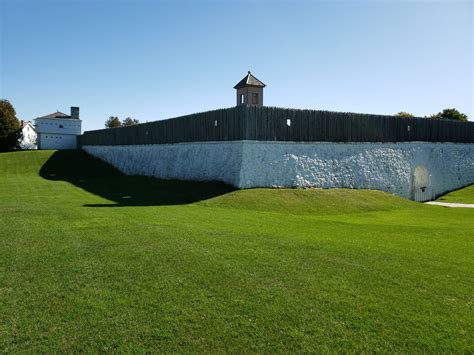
[[234, 71, 266, 107]]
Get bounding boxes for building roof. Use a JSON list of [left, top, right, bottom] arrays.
[[234, 71, 266, 89], [20, 120, 34, 128], [36, 111, 72, 119]]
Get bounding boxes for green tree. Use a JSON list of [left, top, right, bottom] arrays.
[[395, 112, 414, 118], [122, 117, 139, 126], [105, 116, 122, 128], [428, 108, 468, 122], [0, 99, 21, 151]]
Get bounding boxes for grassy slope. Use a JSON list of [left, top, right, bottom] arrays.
[[436, 184, 474, 204], [199, 187, 413, 215], [0, 151, 473, 352]]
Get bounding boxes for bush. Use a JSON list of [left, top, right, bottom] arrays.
[[428, 108, 468, 122]]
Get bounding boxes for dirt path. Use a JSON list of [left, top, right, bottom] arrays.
[[425, 202, 474, 208]]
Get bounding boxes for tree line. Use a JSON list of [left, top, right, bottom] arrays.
[[396, 108, 468, 122], [105, 116, 140, 128]]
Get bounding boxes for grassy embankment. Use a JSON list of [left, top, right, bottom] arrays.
[[436, 184, 474, 204], [0, 150, 473, 352]]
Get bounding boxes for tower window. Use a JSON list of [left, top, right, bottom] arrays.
[[252, 93, 259, 105], [240, 93, 245, 104]]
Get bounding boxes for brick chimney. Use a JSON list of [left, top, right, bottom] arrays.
[[70, 106, 80, 119]]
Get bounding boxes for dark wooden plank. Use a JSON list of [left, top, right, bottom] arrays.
[[80, 106, 474, 145]]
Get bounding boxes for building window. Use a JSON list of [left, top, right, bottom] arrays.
[[252, 93, 259, 105], [240, 93, 245, 105]]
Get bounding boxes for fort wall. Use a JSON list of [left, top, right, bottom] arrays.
[[83, 141, 474, 201]]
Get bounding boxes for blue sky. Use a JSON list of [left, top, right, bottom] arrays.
[[1, 0, 472, 131]]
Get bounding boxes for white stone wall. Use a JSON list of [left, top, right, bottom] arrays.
[[83, 141, 474, 200], [83, 142, 244, 187], [239, 141, 474, 199]]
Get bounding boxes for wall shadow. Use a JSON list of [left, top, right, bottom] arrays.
[[39, 150, 236, 207]]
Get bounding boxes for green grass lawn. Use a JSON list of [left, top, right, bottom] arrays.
[[436, 184, 474, 204], [1, 150, 473, 352]]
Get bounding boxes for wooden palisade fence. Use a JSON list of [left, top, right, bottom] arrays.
[[79, 106, 474, 146]]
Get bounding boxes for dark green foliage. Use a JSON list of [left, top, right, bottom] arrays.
[[105, 116, 121, 128], [0, 99, 21, 151], [428, 108, 469, 122], [122, 117, 139, 126], [105, 116, 140, 128], [395, 111, 414, 118]]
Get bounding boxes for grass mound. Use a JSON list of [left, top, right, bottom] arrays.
[[200, 187, 414, 215], [436, 184, 474, 204]]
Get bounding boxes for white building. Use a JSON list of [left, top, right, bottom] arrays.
[[19, 120, 37, 149], [35, 107, 82, 150]]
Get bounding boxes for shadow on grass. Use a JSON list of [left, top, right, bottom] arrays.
[[39, 150, 236, 207]]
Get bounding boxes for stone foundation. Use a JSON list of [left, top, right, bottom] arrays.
[[83, 141, 474, 200]]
